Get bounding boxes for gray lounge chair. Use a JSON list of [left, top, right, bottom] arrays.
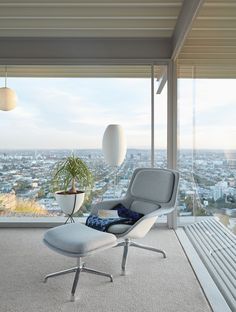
[[91, 167, 179, 274]]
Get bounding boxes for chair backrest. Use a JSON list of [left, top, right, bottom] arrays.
[[125, 168, 179, 215]]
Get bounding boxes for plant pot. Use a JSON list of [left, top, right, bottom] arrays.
[[55, 191, 85, 216]]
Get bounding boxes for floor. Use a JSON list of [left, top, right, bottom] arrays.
[[0, 226, 211, 312]]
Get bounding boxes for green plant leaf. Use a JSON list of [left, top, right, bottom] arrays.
[[52, 155, 93, 193]]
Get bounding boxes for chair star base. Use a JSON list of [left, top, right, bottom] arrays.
[[117, 238, 166, 274], [44, 257, 113, 301]]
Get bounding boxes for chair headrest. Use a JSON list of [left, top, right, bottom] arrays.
[[129, 168, 176, 203]]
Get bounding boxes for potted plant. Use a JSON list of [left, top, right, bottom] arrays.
[[52, 155, 93, 222]]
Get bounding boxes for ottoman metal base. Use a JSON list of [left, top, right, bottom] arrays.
[[44, 257, 113, 301]]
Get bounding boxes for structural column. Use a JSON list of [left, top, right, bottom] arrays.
[[167, 59, 178, 229], [151, 64, 155, 167]]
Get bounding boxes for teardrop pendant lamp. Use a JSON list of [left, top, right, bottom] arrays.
[[0, 66, 17, 111], [102, 124, 127, 166]]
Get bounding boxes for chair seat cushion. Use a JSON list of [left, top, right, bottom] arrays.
[[107, 223, 132, 234], [44, 222, 117, 257]]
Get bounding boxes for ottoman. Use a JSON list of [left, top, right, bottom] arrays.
[[43, 222, 117, 301]]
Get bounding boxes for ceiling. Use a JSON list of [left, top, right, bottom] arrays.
[[178, 0, 236, 78], [0, 0, 183, 38], [0, 0, 235, 78], [0, 64, 165, 78]]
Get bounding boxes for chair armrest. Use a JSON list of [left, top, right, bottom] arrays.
[[120, 214, 158, 239], [148, 206, 175, 218], [118, 206, 176, 239]]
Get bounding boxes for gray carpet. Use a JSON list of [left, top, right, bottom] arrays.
[[0, 227, 211, 312]]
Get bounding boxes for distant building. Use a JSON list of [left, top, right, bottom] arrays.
[[212, 181, 228, 201], [226, 159, 236, 168]]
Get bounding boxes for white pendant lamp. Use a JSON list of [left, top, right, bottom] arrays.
[[102, 124, 127, 166], [0, 66, 17, 111]]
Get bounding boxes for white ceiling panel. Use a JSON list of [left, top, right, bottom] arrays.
[[0, 0, 183, 38], [178, 0, 236, 77], [0, 0, 235, 78], [0, 64, 167, 78]]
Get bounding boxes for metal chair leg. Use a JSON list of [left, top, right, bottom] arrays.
[[130, 241, 166, 258], [82, 267, 113, 282], [44, 267, 78, 283], [44, 257, 113, 301], [121, 239, 130, 275], [71, 267, 82, 301], [115, 238, 167, 274], [115, 241, 126, 247]]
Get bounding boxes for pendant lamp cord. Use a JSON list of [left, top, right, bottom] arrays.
[[5, 66, 7, 88]]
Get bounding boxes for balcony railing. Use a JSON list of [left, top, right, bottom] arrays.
[[185, 218, 236, 311]]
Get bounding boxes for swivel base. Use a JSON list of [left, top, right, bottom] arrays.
[[44, 258, 113, 301], [117, 239, 166, 274]]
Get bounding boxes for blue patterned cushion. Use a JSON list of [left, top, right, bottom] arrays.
[[112, 203, 143, 221], [86, 215, 130, 232], [86, 204, 143, 232]]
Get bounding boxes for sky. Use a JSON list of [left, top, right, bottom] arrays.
[[178, 79, 236, 150], [0, 77, 167, 150], [0, 76, 235, 150]]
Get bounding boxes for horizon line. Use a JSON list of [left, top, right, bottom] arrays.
[[0, 148, 236, 152]]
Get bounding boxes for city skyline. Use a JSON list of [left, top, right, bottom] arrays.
[[0, 148, 235, 236], [0, 148, 236, 151]]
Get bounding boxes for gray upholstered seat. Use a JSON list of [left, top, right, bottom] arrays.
[[107, 223, 132, 234], [44, 222, 116, 257], [92, 168, 179, 273]]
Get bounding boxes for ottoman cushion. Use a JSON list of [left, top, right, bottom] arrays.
[[44, 222, 117, 257]]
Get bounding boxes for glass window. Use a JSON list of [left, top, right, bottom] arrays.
[[177, 67, 236, 234], [0, 70, 155, 218], [154, 65, 167, 168]]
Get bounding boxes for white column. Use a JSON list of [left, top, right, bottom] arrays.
[[167, 60, 178, 229], [151, 64, 155, 168]]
